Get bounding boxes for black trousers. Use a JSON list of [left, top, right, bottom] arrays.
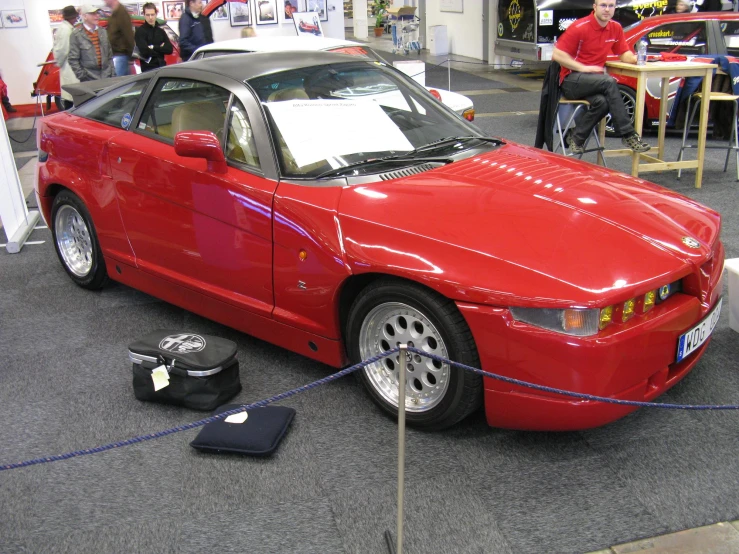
[[561, 72, 635, 144]]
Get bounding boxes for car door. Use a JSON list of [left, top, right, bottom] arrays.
[[42, 77, 151, 265], [108, 70, 279, 317]]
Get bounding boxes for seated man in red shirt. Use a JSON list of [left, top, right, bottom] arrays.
[[552, 1, 650, 154]]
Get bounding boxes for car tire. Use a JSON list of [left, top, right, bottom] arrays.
[[605, 85, 638, 137], [346, 278, 482, 430], [51, 190, 108, 290]]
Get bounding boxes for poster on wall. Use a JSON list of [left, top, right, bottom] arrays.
[[440, 0, 463, 13], [138, 2, 162, 15], [48, 9, 65, 25], [163, 1, 184, 20], [230, 1, 251, 26], [292, 11, 322, 36], [124, 4, 140, 15], [211, 3, 229, 20], [255, 0, 277, 24], [284, 0, 298, 20], [301, 0, 327, 21], [2, 10, 28, 28]]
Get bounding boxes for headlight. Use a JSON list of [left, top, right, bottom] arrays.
[[510, 307, 600, 337]]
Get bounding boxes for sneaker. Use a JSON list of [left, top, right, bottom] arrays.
[[622, 132, 650, 153], [567, 134, 585, 155]]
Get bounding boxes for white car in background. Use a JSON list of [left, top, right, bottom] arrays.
[[191, 36, 476, 121]]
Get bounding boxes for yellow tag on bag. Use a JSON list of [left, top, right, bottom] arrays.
[[151, 365, 170, 391]]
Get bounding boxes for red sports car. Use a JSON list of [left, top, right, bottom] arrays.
[[607, 11, 739, 132], [298, 21, 321, 35], [36, 52, 724, 431], [33, 16, 181, 111]]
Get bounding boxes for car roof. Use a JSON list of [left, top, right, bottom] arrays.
[[194, 36, 359, 54], [179, 50, 367, 82]]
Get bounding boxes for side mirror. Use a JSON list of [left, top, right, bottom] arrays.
[[174, 130, 228, 174]]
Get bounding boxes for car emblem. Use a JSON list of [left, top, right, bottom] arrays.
[[659, 284, 670, 300], [159, 333, 206, 353], [681, 236, 700, 249]]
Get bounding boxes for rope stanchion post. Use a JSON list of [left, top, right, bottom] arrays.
[[396, 343, 408, 554]]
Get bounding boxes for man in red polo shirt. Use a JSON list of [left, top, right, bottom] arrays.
[[553, 1, 650, 154]]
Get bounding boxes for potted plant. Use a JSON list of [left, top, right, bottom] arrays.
[[373, 0, 387, 37]]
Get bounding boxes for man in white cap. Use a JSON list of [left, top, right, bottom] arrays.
[[68, 4, 115, 82]]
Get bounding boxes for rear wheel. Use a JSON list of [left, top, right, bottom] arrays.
[[51, 191, 108, 290], [605, 85, 637, 136], [346, 279, 482, 430]]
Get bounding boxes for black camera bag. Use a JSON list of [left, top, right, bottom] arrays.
[[129, 330, 241, 411]]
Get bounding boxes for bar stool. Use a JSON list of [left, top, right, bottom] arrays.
[[554, 98, 607, 166], [677, 91, 739, 180]]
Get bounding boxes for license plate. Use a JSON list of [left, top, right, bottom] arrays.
[[676, 298, 722, 363]]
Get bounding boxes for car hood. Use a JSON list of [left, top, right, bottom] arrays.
[[338, 142, 721, 306]]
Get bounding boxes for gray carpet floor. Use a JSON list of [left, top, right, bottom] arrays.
[[2, 71, 739, 554]]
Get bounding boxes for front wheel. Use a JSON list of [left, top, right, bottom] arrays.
[[51, 190, 108, 289], [346, 279, 482, 430], [605, 85, 637, 137]]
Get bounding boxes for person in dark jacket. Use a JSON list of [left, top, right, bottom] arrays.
[[179, 0, 213, 61], [135, 3, 174, 72], [104, 0, 135, 76]]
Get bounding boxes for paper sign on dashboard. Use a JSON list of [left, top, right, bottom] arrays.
[[266, 100, 414, 168]]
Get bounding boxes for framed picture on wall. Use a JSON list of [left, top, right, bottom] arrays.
[[292, 11, 322, 36], [301, 0, 327, 21], [162, 1, 184, 20], [284, 0, 298, 20], [2, 10, 28, 28], [440, 0, 463, 13], [137, 2, 161, 15], [255, 0, 277, 24], [123, 4, 140, 16], [211, 3, 229, 20], [48, 9, 65, 25], [229, 1, 251, 26]]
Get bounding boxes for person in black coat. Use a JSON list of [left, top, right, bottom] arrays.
[[135, 3, 174, 72], [179, 0, 213, 61]]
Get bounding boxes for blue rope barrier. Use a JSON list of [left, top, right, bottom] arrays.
[[0, 350, 394, 472], [2, 346, 739, 472], [407, 347, 739, 411]]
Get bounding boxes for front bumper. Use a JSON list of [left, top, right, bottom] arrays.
[[456, 265, 723, 431]]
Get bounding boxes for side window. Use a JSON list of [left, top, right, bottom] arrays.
[[721, 21, 739, 56], [226, 98, 261, 169], [137, 78, 231, 143], [644, 22, 708, 56], [74, 79, 149, 129]]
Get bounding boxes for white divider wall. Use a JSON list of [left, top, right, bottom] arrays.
[[0, 0, 345, 106], [423, 0, 483, 60]]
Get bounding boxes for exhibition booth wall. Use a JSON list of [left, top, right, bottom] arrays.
[[0, 0, 346, 105], [423, 0, 483, 60]]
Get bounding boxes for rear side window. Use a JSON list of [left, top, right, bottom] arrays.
[[643, 22, 708, 56], [74, 79, 149, 129], [720, 21, 739, 56], [137, 78, 231, 143]]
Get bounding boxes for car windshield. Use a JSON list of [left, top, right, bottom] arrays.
[[248, 62, 482, 178]]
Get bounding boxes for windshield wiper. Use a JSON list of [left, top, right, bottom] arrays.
[[409, 136, 503, 155], [315, 156, 451, 179]]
